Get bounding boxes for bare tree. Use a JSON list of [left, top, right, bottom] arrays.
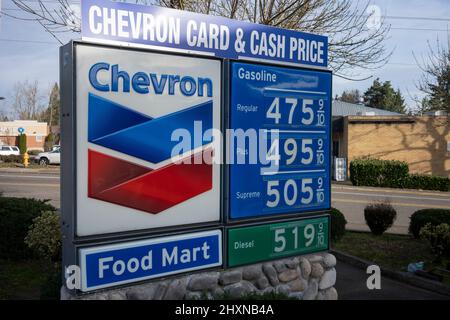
[[12, 80, 45, 120], [413, 32, 450, 114], [4, 0, 391, 78]]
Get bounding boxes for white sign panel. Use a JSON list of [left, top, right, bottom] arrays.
[[75, 43, 221, 236]]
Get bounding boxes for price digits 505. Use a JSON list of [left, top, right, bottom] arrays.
[[265, 177, 326, 208]]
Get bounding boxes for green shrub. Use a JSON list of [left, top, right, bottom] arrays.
[[349, 158, 450, 191], [403, 174, 450, 192], [419, 223, 450, 262], [409, 209, 450, 239], [330, 207, 347, 241], [0, 155, 22, 163], [18, 133, 27, 154], [27, 149, 42, 156], [25, 211, 62, 262], [364, 202, 397, 235], [350, 158, 409, 187], [0, 196, 56, 259]]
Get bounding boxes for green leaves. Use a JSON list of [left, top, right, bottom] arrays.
[[349, 158, 450, 191], [363, 78, 407, 114]]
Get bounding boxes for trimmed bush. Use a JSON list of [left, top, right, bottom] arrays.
[[0, 155, 22, 163], [330, 207, 347, 241], [0, 196, 56, 259], [18, 133, 27, 154], [419, 223, 450, 262], [25, 211, 62, 262], [409, 209, 450, 239], [349, 158, 450, 191], [364, 202, 397, 235], [350, 158, 408, 188], [403, 174, 450, 192]]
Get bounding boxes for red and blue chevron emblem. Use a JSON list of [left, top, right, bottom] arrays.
[[87, 93, 213, 214]]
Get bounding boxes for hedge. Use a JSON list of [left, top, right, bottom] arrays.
[[403, 174, 450, 192], [349, 158, 450, 191], [409, 209, 450, 239], [0, 155, 22, 163], [349, 158, 409, 188], [0, 196, 56, 259]]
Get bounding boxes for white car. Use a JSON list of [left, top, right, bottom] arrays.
[[37, 148, 61, 165], [0, 145, 20, 156]]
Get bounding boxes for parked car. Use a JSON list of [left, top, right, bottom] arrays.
[[37, 148, 60, 165], [0, 145, 20, 156]]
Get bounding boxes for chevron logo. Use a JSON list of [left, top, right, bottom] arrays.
[[87, 93, 213, 214]]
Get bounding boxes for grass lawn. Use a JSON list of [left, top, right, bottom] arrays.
[[332, 231, 436, 272], [0, 259, 48, 300]]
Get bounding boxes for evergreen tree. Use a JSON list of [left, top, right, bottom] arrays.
[[363, 78, 407, 113]]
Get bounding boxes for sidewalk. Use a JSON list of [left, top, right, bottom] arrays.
[[335, 259, 449, 300]]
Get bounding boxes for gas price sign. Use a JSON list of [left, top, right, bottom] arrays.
[[227, 216, 329, 267], [229, 62, 331, 220]]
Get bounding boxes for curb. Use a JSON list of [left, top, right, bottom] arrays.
[[331, 249, 450, 297], [0, 167, 60, 174]]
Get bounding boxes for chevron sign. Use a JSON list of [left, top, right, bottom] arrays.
[[87, 93, 213, 214], [74, 44, 221, 236]]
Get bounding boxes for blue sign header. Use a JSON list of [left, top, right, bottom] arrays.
[[81, 0, 328, 68], [80, 230, 222, 291]]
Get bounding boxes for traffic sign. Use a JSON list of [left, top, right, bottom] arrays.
[[18, 127, 24, 134], [227, 216, 329, 267], [80, 229, 222, 291], [228, 62, 331, 219]]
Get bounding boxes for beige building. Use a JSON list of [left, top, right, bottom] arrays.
[[332, 101, 450, 178], [0, 120, 48, 151]]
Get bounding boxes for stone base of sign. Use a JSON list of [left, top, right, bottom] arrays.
[[61, 253, 337, 300]]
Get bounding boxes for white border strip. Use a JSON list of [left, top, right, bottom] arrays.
[[261, 169, 326, 176], [264, 88, 327, 95]]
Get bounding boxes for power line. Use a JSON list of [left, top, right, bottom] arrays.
[[391, 27, 449, 32], [385, 15, 450, 22]]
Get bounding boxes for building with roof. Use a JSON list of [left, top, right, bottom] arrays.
[[0, 120, 48, 151], [332, 100, 450, 178]]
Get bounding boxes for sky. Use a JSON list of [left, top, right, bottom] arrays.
[[0, 0, 449, 117]]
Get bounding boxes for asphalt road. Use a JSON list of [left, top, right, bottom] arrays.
[[1, 170, 450, 235], [332, 184, 450, 234], [0, 170, 60, 208]]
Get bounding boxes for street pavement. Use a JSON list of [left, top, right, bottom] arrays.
[[332, 184, 450, 234], [335, 259, 449, 300], [0, 169, 60, 208], [1, 170, 450, 235]]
